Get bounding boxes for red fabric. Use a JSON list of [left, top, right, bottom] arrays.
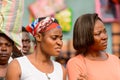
[[34, 23, 59, 33]]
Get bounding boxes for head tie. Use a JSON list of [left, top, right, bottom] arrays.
[[26, 17, 61, 36]]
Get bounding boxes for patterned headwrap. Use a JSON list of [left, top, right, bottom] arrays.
[[26, 17, 61, 36]]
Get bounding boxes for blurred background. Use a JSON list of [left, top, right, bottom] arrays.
[[22, 0, 120, 67], [1, 0, 120, 67], [23, 0, 120, 64]]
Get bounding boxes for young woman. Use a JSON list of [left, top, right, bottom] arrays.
[[67, 13, 120, 80], [6, 17, 66, 80]]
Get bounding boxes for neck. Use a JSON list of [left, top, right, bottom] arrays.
[[0, 64, 8, 68], [32, 50, 51, 64], [85, 50, 108, 60], [0, 64, 8, 77], [34, 45, 51, 62]]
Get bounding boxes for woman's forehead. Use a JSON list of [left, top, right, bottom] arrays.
[[45, 28, 62, 35]]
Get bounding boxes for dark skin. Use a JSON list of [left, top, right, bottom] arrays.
[[86, 20, 108, 60], [77, 20, 108, 80], [6, 27, 67, 80], [0, 36, 13, 77], [21, 32, 31, 55]]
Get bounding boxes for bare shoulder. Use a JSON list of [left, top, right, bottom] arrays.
[[7, 59, 21, 70], [6, 59, 21, 80]]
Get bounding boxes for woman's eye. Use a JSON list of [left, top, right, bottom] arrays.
[[94, 32, 100, 35], [52, 36, 57, 40], [51, 35, 63, 40]]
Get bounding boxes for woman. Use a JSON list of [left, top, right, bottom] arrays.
[[66, 13, 120, 80], [6, 17, 66, 80]]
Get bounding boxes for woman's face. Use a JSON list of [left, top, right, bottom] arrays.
[[40, 27, 63, 56], [91, 20, 108, 51]]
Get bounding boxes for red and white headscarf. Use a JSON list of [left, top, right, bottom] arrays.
[[26, 17, 61, 36]]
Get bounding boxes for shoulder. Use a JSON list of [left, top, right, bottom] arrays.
[[66, 55, 88, 80], [52, 60, 64, 71], [66, 55, 87, 74], [7, 58, 21, 72], [54, 61, 66, 73], [107, 53, 119, 59], [106, 53, 120, 67], [66, 54, 88, 73], [52, 60, 67, 80], [6, 59, 21, 79], [67, 55, 84, 66], [8, 58, 19, 68], [107, 53, 120, 62], [7, 56, 26, 75]]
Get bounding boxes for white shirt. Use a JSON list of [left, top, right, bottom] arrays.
[[8, 57, 13, 63], [16, 56, 63, 80]]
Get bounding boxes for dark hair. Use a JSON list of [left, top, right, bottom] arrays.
[[22, 26, 30, 38], [73, 13, 102, 55], [22, 26, 32, 43], [0, 33, 14, 45], [22, 26, 28, 32]]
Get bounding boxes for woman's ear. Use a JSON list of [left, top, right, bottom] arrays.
[[34, 33, 42, 42]]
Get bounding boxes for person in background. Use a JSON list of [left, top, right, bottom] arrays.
[[0, 33, 14, 80], [11, 27, 32, 58], [6, 17, 67, 80], [67, 13, 120, 80], [21, 26, 31, 56]]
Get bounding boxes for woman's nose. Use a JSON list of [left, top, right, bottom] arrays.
[[101, 33, 108, 40], [57, 39, 63, 46]]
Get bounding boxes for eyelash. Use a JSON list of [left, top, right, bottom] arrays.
[[52, 36, 62, 40], [52, 37, 57, 40], [95, 30, 107, 36]]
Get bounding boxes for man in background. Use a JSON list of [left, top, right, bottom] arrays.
[[11, 27, 33, 58], [0, 33, 14, 80], [21, 26, 31, 56]]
